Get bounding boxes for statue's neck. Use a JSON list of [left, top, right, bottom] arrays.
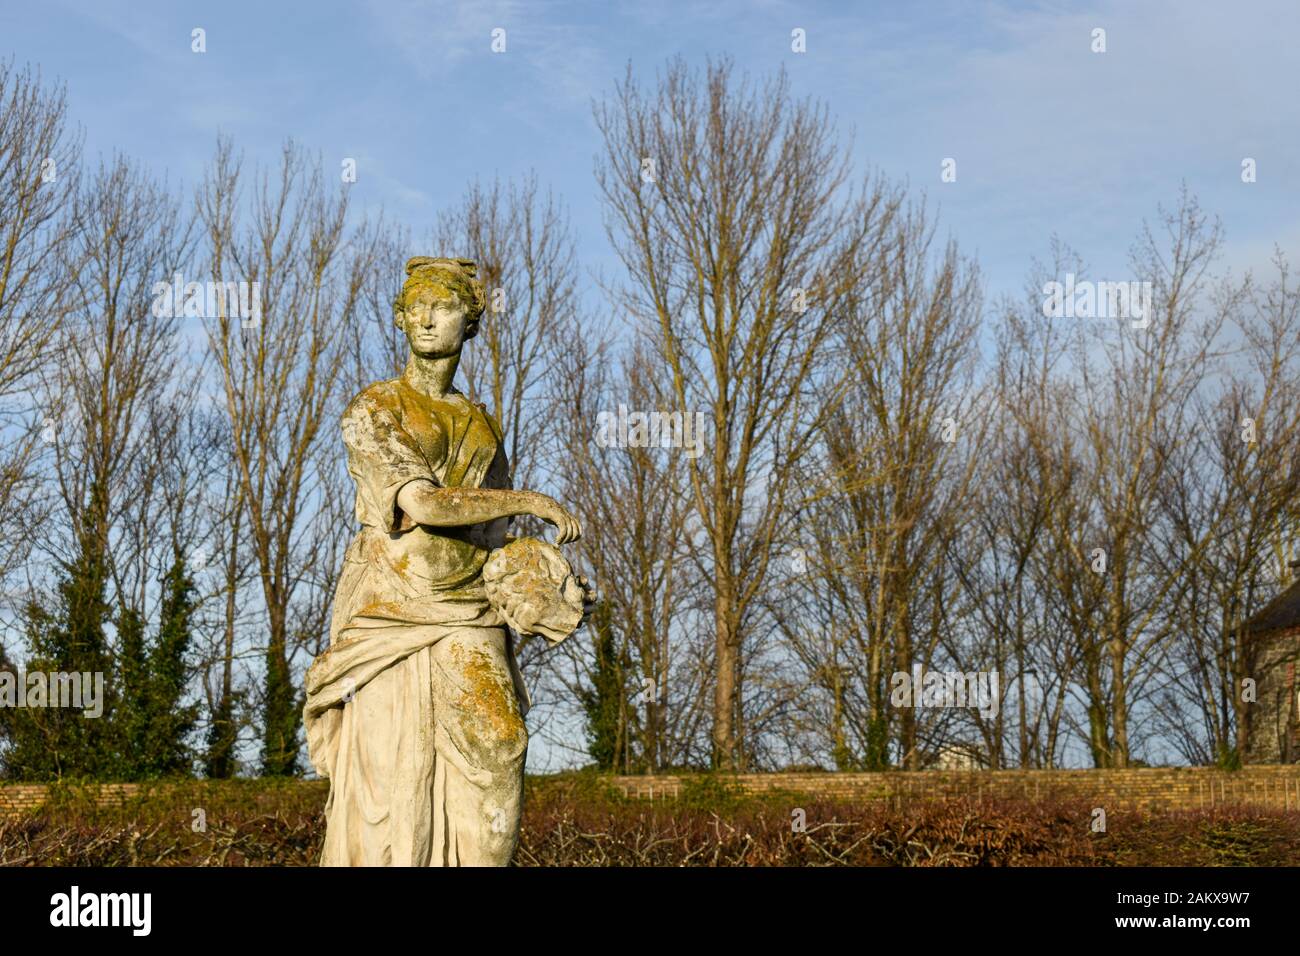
[[403, 352, 460, 399]]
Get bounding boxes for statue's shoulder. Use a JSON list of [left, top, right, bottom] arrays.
[[345, 378, 404, 419], [468, 396, 506, 441]]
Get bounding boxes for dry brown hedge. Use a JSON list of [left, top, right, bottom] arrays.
[[2, 774, 1297, 866]]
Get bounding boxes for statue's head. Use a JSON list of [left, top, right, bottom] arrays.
[[394, 256, 487, 358], [482, 537, 585, 644]]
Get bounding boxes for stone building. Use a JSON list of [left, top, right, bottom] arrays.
[[1244, 565, 1300, 764], [927, 743, 988, 770]]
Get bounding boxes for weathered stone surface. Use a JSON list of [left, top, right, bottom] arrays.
[[483, 537, 585, 644], [302, 257, 592, 867]]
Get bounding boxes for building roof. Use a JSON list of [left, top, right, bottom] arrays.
[[1244, 576, 1300, 635]]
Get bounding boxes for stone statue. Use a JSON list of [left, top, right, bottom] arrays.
[[303, 256, 594, 866]]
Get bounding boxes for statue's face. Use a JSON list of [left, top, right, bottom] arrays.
[[397, 292, 468, 359]]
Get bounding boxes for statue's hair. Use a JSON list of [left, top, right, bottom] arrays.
[[393, 256, 487, 339], [482, 537, 584, 643]]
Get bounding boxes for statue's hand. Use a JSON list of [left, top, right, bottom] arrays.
[[531, 494, 583, 544]]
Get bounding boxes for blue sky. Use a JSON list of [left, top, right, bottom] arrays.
[[5, 0, 1298, 310], [4, 0, 1297, 770]]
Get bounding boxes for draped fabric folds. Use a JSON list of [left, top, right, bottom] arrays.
[[304, 377, 529, 866]]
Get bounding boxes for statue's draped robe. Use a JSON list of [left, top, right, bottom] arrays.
[[304, 376, 530, 866]]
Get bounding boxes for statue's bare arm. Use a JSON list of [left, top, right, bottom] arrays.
[[396, 480, 583, 544]]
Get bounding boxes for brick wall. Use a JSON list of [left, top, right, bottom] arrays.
[[3, 767, 1300, 818], [610, 765, 1300, 812], [0, 782, 142, 817]]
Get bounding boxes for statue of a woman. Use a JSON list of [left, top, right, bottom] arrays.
[[303, 256, 591, 866]]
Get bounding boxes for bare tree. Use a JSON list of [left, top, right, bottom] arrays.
[[432, 174, 577, 497], [1158, 250, 1300, 764], [197, 138, 381, 775], [547, 331, 705, 771], [0, 61, 80, 593], [595, 56, 898, 769], [778, 202, 983, 770], [43, 156, 195, 612]]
